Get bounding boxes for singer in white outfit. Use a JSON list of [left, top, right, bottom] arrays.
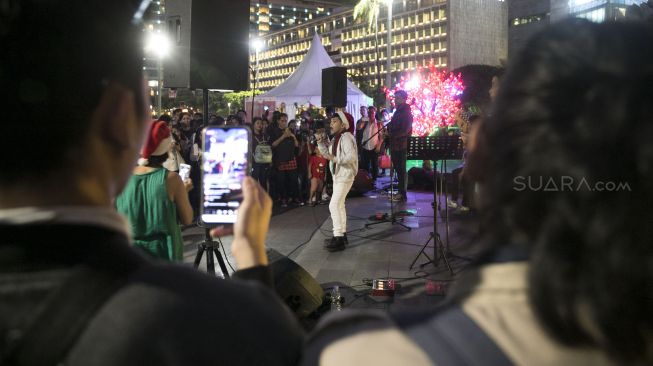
[[317, 111, 358, 252]]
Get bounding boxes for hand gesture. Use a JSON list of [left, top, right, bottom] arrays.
[[183, 179, 193, 192], [210, 177, 272, 269]]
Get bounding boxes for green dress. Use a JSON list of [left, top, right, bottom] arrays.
[[116, 168, 184, 261]]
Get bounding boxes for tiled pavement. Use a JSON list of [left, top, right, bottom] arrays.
[[181, 176, 480, 311]]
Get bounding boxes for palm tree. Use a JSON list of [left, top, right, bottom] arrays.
[[353, 0, 384, 92]]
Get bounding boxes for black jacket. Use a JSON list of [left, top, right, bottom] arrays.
[[387, 103, 413, 151], [0, 224, 304, 365]]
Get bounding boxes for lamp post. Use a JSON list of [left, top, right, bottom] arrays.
[[251, 38, 264, 121], [145, 32, 171, 116], [386, 0, 393, 107]]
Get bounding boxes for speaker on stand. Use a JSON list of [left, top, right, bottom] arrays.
[[321, 66, 347, 108]]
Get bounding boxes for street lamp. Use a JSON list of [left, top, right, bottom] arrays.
[[250, 38, 264, 121], [386, 0, 394, 107], [145, 32, 171, 116]]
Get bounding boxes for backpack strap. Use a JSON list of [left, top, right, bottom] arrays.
[[394, 306, 513, 366], [3, 265, 136, 366]]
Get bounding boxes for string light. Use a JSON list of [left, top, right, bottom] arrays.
[[385, 62, 464, 136]]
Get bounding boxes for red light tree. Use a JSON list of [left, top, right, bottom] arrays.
[[385, 63, 465, 136]]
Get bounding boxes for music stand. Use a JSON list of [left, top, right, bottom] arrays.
[[193, 228, 230, 278], [407, 135, 463, 274]]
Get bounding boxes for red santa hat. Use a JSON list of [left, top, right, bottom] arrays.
[[335, 111, 355, 133], [138, 120, 172, 166]]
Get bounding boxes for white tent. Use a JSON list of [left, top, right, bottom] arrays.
[[248, 34, 372, 119]]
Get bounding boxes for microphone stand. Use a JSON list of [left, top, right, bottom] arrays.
[[364, 119, 411, 231]]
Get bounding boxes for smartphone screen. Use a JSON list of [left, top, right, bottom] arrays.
[[178, 163, 191, 182], [201, 126, 251, 225]]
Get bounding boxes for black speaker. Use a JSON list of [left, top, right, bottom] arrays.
[[321, 66, 347, 107], [349, 169, 374, 196], [163, 0, 249, 90], [266, 249, 324, 319]]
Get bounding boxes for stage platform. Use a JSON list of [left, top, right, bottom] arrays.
[[181, 175, 480, 311]]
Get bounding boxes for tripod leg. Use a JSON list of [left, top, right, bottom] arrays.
[[193, 243, 205, 268], [214, 248, 230, 279], [409, 234, 433, 269], [392, 217, 412, 231], [438, 237, 454, 275], [365, 218, 391, 228], [206, 245, 215, 275]]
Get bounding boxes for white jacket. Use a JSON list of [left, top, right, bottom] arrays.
[[318, 132, 358, 182]]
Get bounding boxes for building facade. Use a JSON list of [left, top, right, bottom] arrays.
[[250, 0, 340, 35], [508, 0, 648, 57], [251, 0, 508, 93]]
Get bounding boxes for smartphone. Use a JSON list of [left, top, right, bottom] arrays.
[[201, 126, 251, 225], [178, 163, 191, 181]]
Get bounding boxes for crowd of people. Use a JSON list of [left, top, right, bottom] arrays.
[[1, 1, 652, 365], [154, 102, 408, 212]]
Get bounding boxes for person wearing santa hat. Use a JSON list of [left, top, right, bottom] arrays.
[[317, 111, 358, 252], [116, 120, 194, 261]]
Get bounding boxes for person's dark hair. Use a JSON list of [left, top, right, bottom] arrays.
[[1, 1, 144, 185], [208, 116, 225, 126], [376, 108, 388, 121], [178, 112, 190, 121], [252, 117, 264, 125], [273, 113, 288, 125], [146, 153, 168, 167], [468, 19, 653, 364], [158, 114, 173, 124], [467, 114, 481, 125], [172, 108, 183, 115]]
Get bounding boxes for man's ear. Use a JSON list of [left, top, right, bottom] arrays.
[[91, 82, 142, 151]]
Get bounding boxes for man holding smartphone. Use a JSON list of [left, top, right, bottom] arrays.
[[317, 111, 358, 252], [0, 2, 303, 364]]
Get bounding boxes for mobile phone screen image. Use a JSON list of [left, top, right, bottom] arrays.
[[178, 163, 191, 182], [201, 127, 251, 225]]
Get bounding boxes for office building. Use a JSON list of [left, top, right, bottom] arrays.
[[251, 0, 508, 92]]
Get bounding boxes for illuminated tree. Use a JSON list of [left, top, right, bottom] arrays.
[[385, 63, 465, 136]]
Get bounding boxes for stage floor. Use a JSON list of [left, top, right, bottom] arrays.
[[181, 175, 480, 312]]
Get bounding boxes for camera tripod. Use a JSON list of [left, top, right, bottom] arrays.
[[193, 228, 230, 278]]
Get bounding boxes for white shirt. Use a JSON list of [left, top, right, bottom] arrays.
[[318, 132, 358, 183], [361, 118, 380, 151]]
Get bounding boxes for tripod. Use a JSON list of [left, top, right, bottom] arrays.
[[363, 122, 411, 231], [193, 228, 230, 278], [409, 159, 452, 274], [407, 136, 463, 274]]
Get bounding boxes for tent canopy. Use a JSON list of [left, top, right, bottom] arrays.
[[252, 34, 372, 118]]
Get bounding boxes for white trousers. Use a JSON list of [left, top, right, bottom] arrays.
[[329, 179, 354, 236]]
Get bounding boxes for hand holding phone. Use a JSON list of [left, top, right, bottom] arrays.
[[210, 177, 272, 269]]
